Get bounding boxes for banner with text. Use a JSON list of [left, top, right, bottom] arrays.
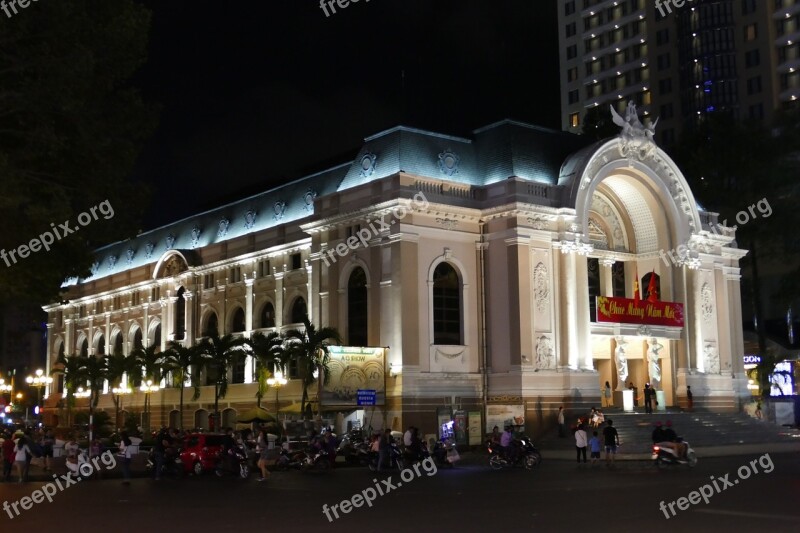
[[596, 296, 684, 327], [322, 346, 385, 406]]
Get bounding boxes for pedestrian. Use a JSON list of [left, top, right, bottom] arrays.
[[118, 431, 132, 485], [13, 433, 31, 483], [574, 424, 588, 466], [589, 431, 602, 466], [557, 406, 566, 438], [643, 383, 654, 414], [603, 381, 613, 407], [755, 400, 762, 419], [2, 431, 15, 481], [629, 382, 639, 407], [377, 428, 392, 472], [256, 428, 271, 482], [42, 430, 55, 472], [602, 419, 620, 467], [686, 385, 693, 411]]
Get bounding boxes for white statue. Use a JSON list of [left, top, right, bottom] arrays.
[[535, 336, 555, 370], [614, 336, 629, 390], [647, 338, 664, 389], [610, 101, 659, 160]]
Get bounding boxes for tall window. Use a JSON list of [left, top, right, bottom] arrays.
[[96, 335, 106, 356], [56, 343, 65, 393], [232, 354, 246, 384], [260, 302, 275, 328], [231, 308, 246, 333], [80, 339, 89, 357], [204, 312, 218, 337], [113, 334, 123, 356], [587, 258, 601, 321], [153, 325, 162, 350], [348, 268, 368, 346], [175, 287, 186, 340], [290, 297, 307, 324], [432, 263, 462, 345], [133, 329, 144, 351], [612, 262, 626, 298]]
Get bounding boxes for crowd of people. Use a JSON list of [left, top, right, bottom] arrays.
[[1, 428, 56, 483]]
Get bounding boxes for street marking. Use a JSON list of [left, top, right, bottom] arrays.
[[695, 509, 800, 521]]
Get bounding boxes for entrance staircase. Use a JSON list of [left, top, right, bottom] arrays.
[[537, 408, 800, 454]]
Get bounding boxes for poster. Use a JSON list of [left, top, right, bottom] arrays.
[[486, 404, 525, 432], [322, 346, 385, 406], [596, 296, 684, 327]]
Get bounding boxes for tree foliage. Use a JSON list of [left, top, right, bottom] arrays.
[[0, 0, 158, 304]]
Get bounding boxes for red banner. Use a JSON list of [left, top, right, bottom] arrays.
[[596, 296, 684, 327]]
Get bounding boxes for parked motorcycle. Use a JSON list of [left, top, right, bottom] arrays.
[[146, 447, 184, 478], [486, 439, 539, 471], [652, 439, 697, 468], [301, 449, 332, 472], [337, 433, 371, 466], [430, 439, 458, 468], [215, 445, 250, 479]]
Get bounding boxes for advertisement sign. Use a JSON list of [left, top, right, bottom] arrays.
[[322, 346, 385, 406], [486, 404, 525, 432], [596, 296, 684, 327], [468, 411, 482, 445], [356, 390, 376, 406]]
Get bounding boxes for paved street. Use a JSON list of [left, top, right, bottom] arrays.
[[1, 453, 798, 532]]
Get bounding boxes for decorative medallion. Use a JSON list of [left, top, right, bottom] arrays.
[[303, 189, 317, 212], [359, 152, 377, 178], [438, 150, 460, 177], [218, 218, 230, 238], [636, 325, 652, 337], [165, 233, 176, 250], [190, 225, 201, 248], [244, 210, 257, 230], [533, 262, 550, 314], [144, 242, 155, 259], [273, 201, 286, 221], [126, 247, 135, 265]]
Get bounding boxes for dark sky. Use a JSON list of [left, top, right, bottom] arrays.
[[133, 0, 560, 228]]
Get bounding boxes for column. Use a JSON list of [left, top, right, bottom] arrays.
[[45, 323, 53, 398], [305, 258, 313, 323], [103, 313, 111, 393], [559, 249, 579, 370], [184, 291, 195, 347], [575, 255, 593, 371], [275, 272, 285, 329], [244, 279, 254, 383], [600, 259, 615, 297]]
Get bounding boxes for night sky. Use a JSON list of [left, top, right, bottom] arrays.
[[132, 0, 560, 228]]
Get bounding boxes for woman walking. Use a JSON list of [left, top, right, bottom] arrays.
[[13, 433, 31, 483], [256, 428, 271, 482]]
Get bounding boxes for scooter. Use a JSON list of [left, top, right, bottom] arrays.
[[486, 440, 539, 471], [652, 439, 697, 468], [215, 445, 250, 479], [431, 439, 458, 468], [301, 449, 332, 472], [368, 442, 405, 471]]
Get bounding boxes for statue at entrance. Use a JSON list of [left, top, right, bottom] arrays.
[[614, 336, 629, 390], [647, 338, 664, 390]]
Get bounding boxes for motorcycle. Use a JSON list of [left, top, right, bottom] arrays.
[[301, 449, 332, 472], [275, 447, 306, 470], [486, 439, 540, 471], [368, 442, 405, 471], [338, 433, 371, 466], [652, 439, 697, 468], [430, 439, 458, 468], [215, 445, 250, 479], [146, 447, 184, 478]]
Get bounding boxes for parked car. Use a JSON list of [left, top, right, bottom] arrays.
[[179, 433, 225, 475]]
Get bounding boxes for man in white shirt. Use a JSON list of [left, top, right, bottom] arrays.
[[574, 424, 588, 465], [403, 426, 413, 447]]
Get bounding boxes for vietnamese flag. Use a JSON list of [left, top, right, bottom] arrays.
[[647, 270, 659, 302], [633, 266, 641, 303]]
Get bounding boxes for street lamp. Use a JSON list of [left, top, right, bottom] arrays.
[[26, 369, 53, 425], [267, 362, 288, 413], [74, 387, 90, 399], [0, 379, 11, 393], [112, 385, 133, 430], [139, 380, 160, 432]]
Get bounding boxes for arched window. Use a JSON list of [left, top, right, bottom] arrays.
[[133, 329, 144, 351], [175, 287, 186, 340], [348, 268, 368, 346], [260, 302, 275, 328], [643, 272, 661, 301], [432, 263, 462, 345], [612, 262, 626, 297], [56, 343, 65, 393], [290, 297, 307, 324], [95, 334, 106, 356], [113, 333, 123, 356], [153, 324, 162, 350], [231, 308, 246, 333], [204, 312, 218, 337], [80, 338, 89, 357]]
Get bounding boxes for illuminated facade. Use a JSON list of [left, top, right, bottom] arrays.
[[42, 112, 749, 434]]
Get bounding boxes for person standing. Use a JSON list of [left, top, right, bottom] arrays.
[[574, 424, 588, 466], [256, 428, 271, 482], [377, 429, 392, 472], [686, 386, 694, 411], [602, 419, 620, 467], [643, 384, 654, 414], [118, 431, 133, 485], [13, 433, 31, 483], [2, 431, 15, 481], [557, 407, 566, 438], [755, 400, 762, 419], [603, 381, 613, 408], [589, 431, 602, 466]]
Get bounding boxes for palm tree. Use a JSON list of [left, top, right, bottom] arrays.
[[197, 332, 248, 430], [285, 315, 342, 418], [162, 341, 204, 429], [130, 342, 164, 427], [249, 331, 286, 408], [51, 353, 82, 427], [105, 351, 137, 429], [77, 354, 107, 448]]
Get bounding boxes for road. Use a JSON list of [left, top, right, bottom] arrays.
[[1, 453, 798, 532]]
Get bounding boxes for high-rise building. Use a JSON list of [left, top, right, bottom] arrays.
[[558, 0, 800, 143]]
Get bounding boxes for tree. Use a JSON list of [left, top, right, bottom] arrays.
[[162, 341, 204, 429], [130, 342, 164, 427], [51, 353, 82, 427], [285, 315, 342, 418], [76, 354, 107, 440], [0, 0, 158, 304], [104, 351, 137, 429], [249, 331, 287, 408], [197, 333, 248, 430]]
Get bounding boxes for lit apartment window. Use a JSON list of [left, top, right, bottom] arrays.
[[744, 24, 757, 42], [570, 112, 580, 128], [567, 67, 579, 82]]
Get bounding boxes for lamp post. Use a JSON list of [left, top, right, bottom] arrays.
[[26, 369, 53, 426], [267, 362, 287, 413], [139, 380, 160, 433], [112, 385, 132, 430]]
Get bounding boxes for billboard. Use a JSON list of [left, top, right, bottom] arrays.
[[596, 296, 684, 328], [322, 346, 385, 406]]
